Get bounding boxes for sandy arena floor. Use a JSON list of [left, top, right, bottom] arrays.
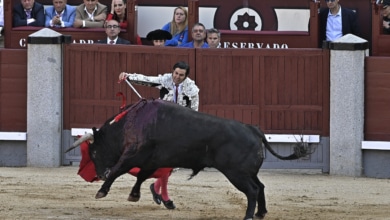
[[0, 166, 389, 220]]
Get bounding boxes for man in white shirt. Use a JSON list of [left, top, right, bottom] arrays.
[[73, 0, 107, 28], [319, 0, 360, 46]]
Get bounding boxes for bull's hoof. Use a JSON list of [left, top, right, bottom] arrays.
[[95, 191, 107, 199], [127, 194, 140, 202]]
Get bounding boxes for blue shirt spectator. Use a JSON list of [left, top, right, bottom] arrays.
[[45, 0, 76, 28], [179, 22, 209, 48], [161, 6, 189, 46]]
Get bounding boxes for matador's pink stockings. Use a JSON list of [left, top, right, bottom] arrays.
[[153, 174, 170, 201]]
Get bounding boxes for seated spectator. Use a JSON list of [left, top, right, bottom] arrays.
[[380, 0, 390, 34], [146, 29, 172, 46], [107, 0, 126, 28], [161, 6, 189, 46], [45, 0, 76, 28], [96, 19, 130, 44], [180, 23, 209, 48], [206, 28, 221, 48], [13, 0, 45, 27], [106, 0, 142, 44], [73, 0, 107, 28]]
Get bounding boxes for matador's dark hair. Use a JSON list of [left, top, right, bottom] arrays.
[[173, 61, 190, 76]]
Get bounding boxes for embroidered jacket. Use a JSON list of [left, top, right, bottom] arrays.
[[127, 73, 199, 111]]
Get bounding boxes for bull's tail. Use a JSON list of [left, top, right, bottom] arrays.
[[261, 137, 309, 160], [250, 125, 311, 160]]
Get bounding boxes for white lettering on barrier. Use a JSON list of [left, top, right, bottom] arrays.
[[18, 38, 287, 49], [73, 39, 95, 44], [19, 38, 27, 47], [18, 38, 95, 48], [220, 42, 288, 49]]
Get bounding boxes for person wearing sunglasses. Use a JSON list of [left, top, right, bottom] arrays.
[[319, 0, 360, 46]]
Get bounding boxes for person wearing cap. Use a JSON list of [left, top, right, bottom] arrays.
[[380, 0, 390, 34], [319, 0, 360, 46], [146, 29, 172, 46]]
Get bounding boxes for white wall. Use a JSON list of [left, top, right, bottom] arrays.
[[137, 6, 309, 37]]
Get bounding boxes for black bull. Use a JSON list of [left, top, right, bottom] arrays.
[[66, 99, 310, 220]]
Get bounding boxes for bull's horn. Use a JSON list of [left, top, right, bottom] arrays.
[[64, 133, 94, 153]]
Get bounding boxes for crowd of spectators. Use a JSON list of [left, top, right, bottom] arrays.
[[8, 0, 222, 46]]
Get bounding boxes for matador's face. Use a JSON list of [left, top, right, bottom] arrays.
[[172, 68, 187, 85]]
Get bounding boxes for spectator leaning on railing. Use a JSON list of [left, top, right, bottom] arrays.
[[45, 0, 76, 28], [13, 0, 45, 27], [73, 0, 107, 28]]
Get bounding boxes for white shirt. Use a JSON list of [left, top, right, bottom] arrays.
[[84, 6, 97, 21], [326, 7, 343, 41], [107, 37, 118, 44]]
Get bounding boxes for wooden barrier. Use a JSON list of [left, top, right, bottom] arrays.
[[0, 49, 27, 132], [371, 0, 390, 56], [1, 45, 390, 140], [63, 44, 196, 129], [62, 44, 330, 136], [365, 56, 390, 141]]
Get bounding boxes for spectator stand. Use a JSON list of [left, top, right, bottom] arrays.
[[3, 0, 138, 48]]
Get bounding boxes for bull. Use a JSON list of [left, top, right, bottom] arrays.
[[66, 98, 311, 220]]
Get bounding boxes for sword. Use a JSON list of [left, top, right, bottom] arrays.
[[125, 78, 143, 99]]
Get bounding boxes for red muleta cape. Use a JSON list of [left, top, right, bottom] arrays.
[[78, 141, 173, 182]]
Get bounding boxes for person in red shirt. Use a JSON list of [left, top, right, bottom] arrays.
[[106, 0, 142, 45], [107, 0, 126, 28]]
